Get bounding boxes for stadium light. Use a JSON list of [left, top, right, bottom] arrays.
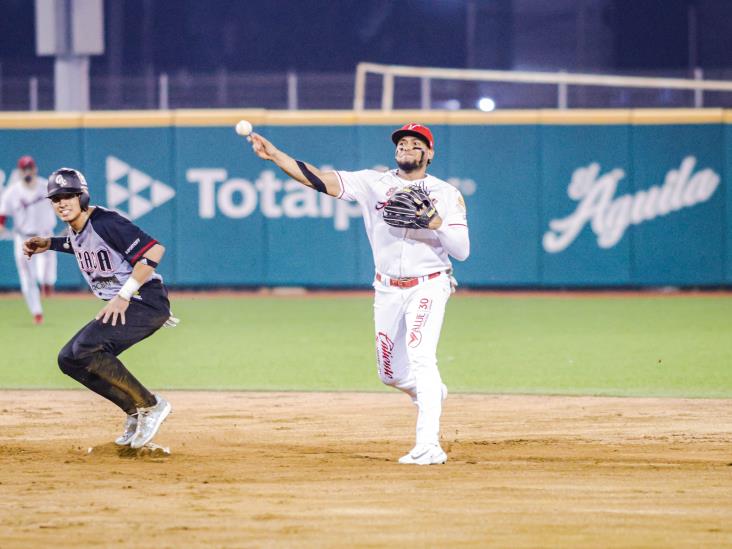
[[477, 97, 496, 112]]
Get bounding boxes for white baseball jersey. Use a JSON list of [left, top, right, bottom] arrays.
[[0, 176, 56, 237], [334, 169, 470, 277]]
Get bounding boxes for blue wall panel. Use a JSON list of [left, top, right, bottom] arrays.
[[82, 127, 177, 283], [0, 116, 728, 289], [446, 124, 541, 286], [631, 124, 725, 285], [0, 129, 84, 289], [726, 123, 732, 284], [258, 125, 363, 286], [174, 126, 266, 286], [540, 124, 632, 286]]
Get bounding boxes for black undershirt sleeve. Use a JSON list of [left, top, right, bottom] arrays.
[[49, 236, 74, 254], [296, 160, 328, 194]]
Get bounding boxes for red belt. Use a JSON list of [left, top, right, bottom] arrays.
[[375, 271, 443, 289]]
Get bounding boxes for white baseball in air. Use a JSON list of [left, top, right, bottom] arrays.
[[235, 120, 253, 136]]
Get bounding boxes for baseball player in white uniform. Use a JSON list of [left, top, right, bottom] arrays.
[[0, 156, 57, 324], [248, 123, 470, 465]]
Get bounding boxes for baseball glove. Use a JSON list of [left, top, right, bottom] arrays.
[[382, 185, 437, 229]]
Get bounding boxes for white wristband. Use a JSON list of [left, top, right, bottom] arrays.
[[118, 277, 142, 301]]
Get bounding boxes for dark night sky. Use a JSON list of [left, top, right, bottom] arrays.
[[0, 0, 731, 77], [115, 0, 473, 72]]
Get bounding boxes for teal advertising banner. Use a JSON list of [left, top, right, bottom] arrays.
[[0, 111, 728, 289], [630, 124, 725, 285], [540, 124, 633, 286], [446, 124, 541, 286], [82, 127, 177, 283], [0, 128, 84, 289], [726, 123, 732, 284]]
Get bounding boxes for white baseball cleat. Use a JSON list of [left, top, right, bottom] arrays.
[[398, 443, 447, 465], [114, 414, 138, 446], [130, 395, 171, 449]]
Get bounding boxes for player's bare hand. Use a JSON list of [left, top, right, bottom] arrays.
[[249, 132, 279, 161], [96, 296, 129, 326], [23, 236, 50, 258]]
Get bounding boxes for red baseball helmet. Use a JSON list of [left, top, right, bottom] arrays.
[[391, 123, 434, 149], [18, 155, 36, 170]]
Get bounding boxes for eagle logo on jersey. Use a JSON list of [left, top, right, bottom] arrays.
[[375, 186, 399, 211], [375, 183, 438, 211]]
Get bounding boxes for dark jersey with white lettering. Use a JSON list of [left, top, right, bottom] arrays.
[[51, 207, 162, 300]]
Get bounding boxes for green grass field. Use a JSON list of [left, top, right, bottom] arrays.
[[1, 293, 731, 397]]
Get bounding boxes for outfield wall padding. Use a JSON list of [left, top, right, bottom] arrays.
[[0, 109, 729, 288]]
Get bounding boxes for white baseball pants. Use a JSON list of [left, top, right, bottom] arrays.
[[373, 272, 451, 447], [13, 234, 57, 316]]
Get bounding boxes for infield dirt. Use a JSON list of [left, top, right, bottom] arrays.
[[1, 391, 731, 548]]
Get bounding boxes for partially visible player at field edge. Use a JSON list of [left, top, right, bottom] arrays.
[[0, 156, 58, 324], [23, 168, 175, 449], [247, 123, 469, 465]]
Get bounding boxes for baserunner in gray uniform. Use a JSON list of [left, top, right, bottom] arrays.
[[23, 168, 175, 449]]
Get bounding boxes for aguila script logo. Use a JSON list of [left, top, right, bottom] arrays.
[[543, 156, 720, 252]]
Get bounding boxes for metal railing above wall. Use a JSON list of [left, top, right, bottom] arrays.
[[0, 72, 357, 112], [3, 66, 732, 112], [354, 62, 732, 111]]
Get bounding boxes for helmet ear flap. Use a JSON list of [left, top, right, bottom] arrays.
[[76, 170, 90, 210]]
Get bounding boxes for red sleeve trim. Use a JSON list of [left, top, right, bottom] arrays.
[[0, 215, 6, 226], [130, 239, 157, 264], [334, 170, 345, 199]]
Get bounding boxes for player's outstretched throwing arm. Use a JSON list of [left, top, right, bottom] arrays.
[[248, 132, 342, 198]]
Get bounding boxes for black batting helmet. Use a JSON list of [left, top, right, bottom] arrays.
[[47, 168, 90, 210]]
